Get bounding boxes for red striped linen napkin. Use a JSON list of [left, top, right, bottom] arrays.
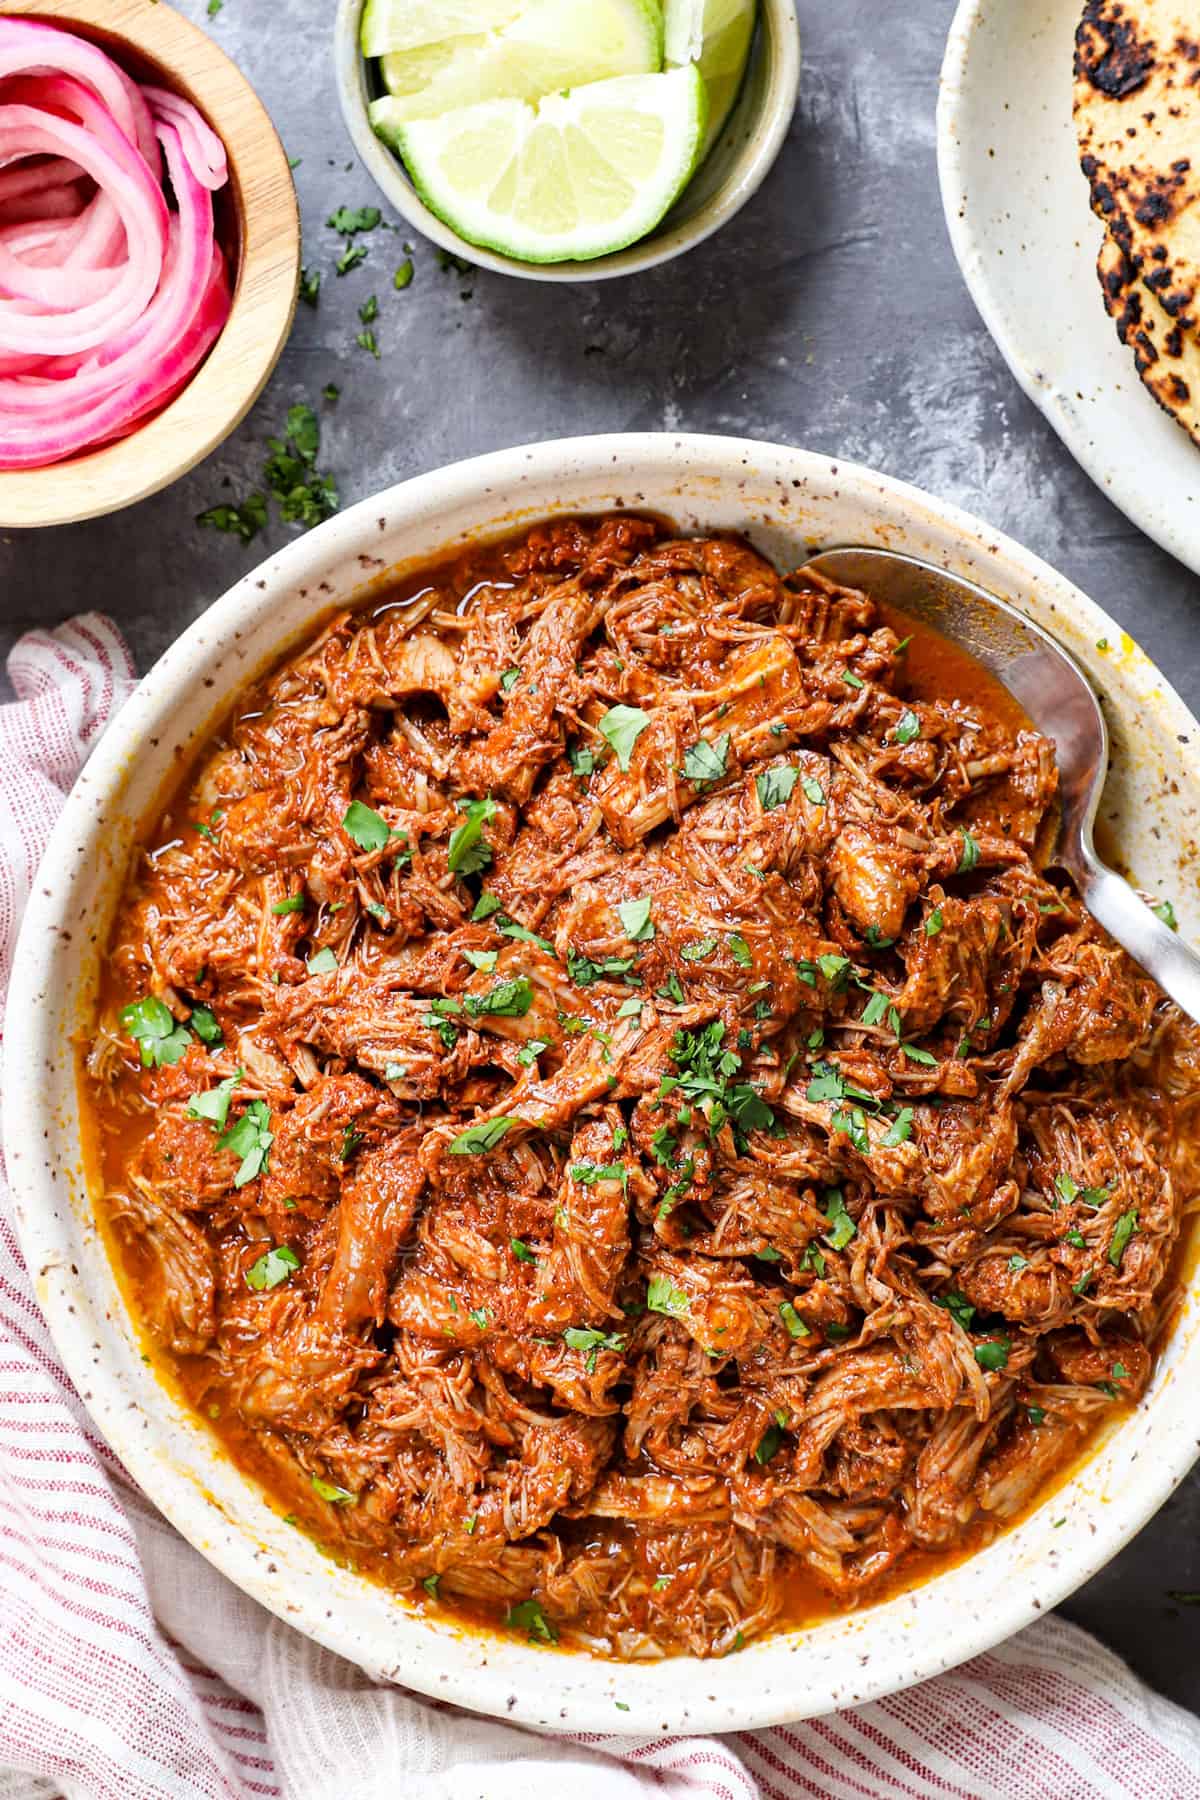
[[3, 616, 1200, 1800]]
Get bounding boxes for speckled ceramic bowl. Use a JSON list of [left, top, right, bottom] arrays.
[[333, 0, 801, 281], [937, 0, 1200, 577], [6, 435, 1200, 1734]]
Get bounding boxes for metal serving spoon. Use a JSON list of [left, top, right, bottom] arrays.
[[805, 546, 1200, 1026]]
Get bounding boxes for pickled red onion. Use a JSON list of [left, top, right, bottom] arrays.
[[0, 20, 233, 472]]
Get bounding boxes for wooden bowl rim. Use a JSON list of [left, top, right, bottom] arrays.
[[0, 0, 299, 528]]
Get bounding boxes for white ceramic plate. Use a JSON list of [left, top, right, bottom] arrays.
[[938, 0, 1200, 575], [6, 434, 1200, 1735]]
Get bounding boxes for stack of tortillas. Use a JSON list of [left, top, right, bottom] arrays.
[[1074, 0, 1200, 443]]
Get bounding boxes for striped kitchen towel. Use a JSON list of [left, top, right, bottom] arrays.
[[2, 615, 1200, 1800]]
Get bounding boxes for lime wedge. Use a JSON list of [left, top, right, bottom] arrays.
[[361, 0, 520, 60], [371, 0, 664, 126], [664, 0, 756, 155], [386, 66, 708, 263]]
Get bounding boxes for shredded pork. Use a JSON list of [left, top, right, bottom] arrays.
[[90, 515, 1200, 1658]]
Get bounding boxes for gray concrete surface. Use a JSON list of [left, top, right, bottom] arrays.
[[4, 0, 1200, 1717]]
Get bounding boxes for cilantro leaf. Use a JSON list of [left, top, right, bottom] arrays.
[[756, 765, 798, 812], [119, 995, 192, 1068], [821, 1187, 856, 1250], [974, 1338, 1010, 1372], [682, 732, 730, 786], [1109, 1209, 1138, 1267], [218, 1099, 274, 1187], [957, 829, 981, 873], [617, 897, 654, 942], [245, 1245, 299, 1291], [449, 1116, 519, 1154], [893, 709, 921, 745], [327, 204, 381, 236], [342, 799, 396, 852], [563, 1324, 625, 1371], [506, 1598, 557, 1644], [197, 495, 268, 544], [646, 1274, 690, 1318], [447, 796, 498, 875], [186, 1071, 240, 1131], [463, 976, 533, 1018], [598, 704, 651, 772]]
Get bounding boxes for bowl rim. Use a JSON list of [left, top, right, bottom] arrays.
[[332, 0, 802, 282], [6, 431, 1200, 1733], [0, 0, 300, 529]]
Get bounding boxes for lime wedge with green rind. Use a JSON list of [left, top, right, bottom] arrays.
[[387, 65, 707, 263], [372, 0, 664, 126], [664, 0, 756, 156], [361, 0, 520, 60]]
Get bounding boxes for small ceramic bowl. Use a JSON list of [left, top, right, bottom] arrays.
[[333, 0, 801, 281], [0, 0, 300, 529]]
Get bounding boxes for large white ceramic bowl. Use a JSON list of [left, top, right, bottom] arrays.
[[6, 434, 1200, 1735]]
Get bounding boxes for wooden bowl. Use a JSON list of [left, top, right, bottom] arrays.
[[0, 0, 300, 528]]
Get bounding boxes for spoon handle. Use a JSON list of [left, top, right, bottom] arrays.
[[1063, 845, 1200, 1027]]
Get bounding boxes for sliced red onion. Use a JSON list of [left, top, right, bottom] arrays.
[[0, 20, 233, 471]]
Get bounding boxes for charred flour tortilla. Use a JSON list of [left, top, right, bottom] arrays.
[[1075, 0, 1200, 434], [1097, 226, 1200, 438]]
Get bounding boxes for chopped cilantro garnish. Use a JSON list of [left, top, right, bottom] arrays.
[[681, 936, 717, 962], [499, 665, 521, 692], [342, 799, 397, 853], [682, 733, 729, 786], [463, 949, 498, 972], [659, 971, 686, 1004], [447, 796, 498, 875], [936, 1290, 976, 1330], [472, 892, 504, 921], [756, 765, 798, 812], [311, 1475, 356, 1505], [1109, 1210, 1138, 1267], [617, 897, 654, 942], [327, 204, 381, 236], [568, 948, 636, 985], [120, 995, 192, 1068], [727, 932, 753, 967], [1154, 898, 1179, 930], [189, 1003, 222, 1047], [893, 709, 921, 745], [957, 829, 981, 873], [926, 908, 944, 937], [218, 1100, 274, 1187], [563, 1324, 625, 1371], [510, 1238, 536, 1263], [516, 1038, 549, 1067], [646, 1274, 690, 1318], [779, 1300, 809, 1340], [974, 1338, 1011, 1373], [197, 495, 269, 544], [306, 947, 337, 976], [506, 1598, 557, 1644], [394, 258, 414, 289], [754, 1421, 784, 1464], [882, 1107, 914, 1146], [448, 1116, 518, 1155], [597, 704, 650, 772], [272, 893, 307, 915], [186, 1071, 240, 1131], [800, 775, 826, 806], [821, 1187, 856, 1250], [245, 1245, 299, 1292], [464, 976, 533, 1018]]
